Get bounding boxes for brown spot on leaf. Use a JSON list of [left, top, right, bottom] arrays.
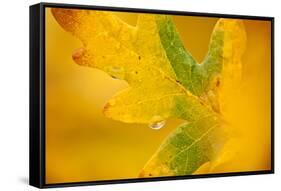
[[216, 79, 220, 87]]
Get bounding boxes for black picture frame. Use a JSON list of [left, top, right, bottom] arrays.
[[30, 2, 275, 189]]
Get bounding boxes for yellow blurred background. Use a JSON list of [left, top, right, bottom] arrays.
[[45, 8, 271, 184]]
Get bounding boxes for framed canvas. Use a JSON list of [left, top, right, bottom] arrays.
[[30, 2, 274, 188]]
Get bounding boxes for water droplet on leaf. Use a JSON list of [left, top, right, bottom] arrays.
[[149, 120, 166, 130]]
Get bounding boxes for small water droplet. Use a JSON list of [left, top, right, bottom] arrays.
[[149, 120, 166, 130]]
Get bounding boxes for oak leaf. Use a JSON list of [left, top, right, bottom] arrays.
[[52, 8, 246, 177]]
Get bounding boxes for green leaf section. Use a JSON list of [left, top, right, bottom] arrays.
[[155, 117, 225, 176], [156, 16, 223, 96]]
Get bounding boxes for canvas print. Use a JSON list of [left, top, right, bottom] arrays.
[[45, 7, 272, 184]]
